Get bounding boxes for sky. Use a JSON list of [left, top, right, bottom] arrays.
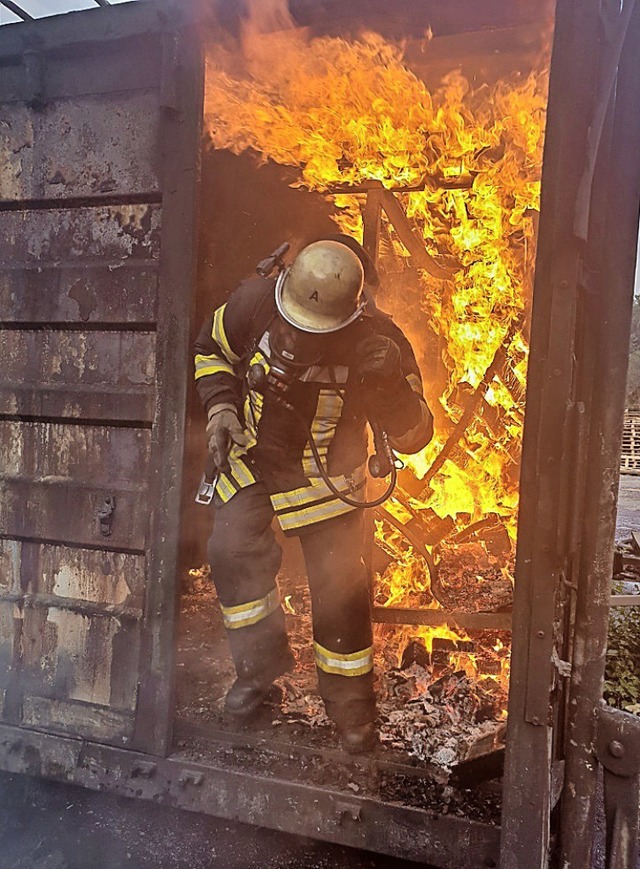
[[0, 0, 140, 26]]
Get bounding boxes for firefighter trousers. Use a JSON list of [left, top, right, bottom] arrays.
[[208, 482, 375, 728]]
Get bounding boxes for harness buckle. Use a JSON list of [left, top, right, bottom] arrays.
[[195, 474, 216, 505]]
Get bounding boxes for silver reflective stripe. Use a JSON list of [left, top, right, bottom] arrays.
[[258, 332, 271, 355], [406, 372, 423, 393], [313, 641, 374, 676], [220, 587, 281, 630], [300, 365, 349, 384]]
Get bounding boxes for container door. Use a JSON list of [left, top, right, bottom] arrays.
[[0, 5, 202, 754]]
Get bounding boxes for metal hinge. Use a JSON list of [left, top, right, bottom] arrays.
[[594, 702, 640, 869]]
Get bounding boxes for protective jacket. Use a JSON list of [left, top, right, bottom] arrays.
[[195, 275, 431, 534]]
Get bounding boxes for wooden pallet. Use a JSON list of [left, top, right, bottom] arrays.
[[621, 410, 640, 475]]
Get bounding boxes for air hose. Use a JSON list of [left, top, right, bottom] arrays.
[[289, 403, 398, 508], [245, 357, 398, 508]]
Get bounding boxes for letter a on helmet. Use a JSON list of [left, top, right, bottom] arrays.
[[275, 240, 365, 333]]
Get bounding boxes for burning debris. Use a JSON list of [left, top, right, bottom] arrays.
[[434, 543, 514, 612], [377, 665, 506, 768], [275, 652, 507, 772], [180, 576, 509, 773]]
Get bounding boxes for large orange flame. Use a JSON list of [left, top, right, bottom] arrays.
[[203, 20, 550, 688]]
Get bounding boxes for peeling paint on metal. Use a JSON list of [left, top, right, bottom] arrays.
[[45, 609, 116, 706], [51, 560, 131, 606], [0, 93, 159, 200], [0, 540, 20, 593]]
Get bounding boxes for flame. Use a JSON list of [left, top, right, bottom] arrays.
[[203, 19, 550, 702]]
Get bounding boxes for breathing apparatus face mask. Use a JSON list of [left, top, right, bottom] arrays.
[[247, 315, 329, 405]]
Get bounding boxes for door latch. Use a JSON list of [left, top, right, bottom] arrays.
[[97, 495, 116, 537]]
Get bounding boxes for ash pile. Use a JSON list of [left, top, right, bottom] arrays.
[[275, 586, 509, 773]]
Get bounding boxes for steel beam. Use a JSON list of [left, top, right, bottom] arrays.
[[131, 19, 205, 756], [0, 722, 502, 869], [0, 1, 32, 21], [499, 0, 605, 865], [372, 606, 512, 631], [559, 0, 640, 864]]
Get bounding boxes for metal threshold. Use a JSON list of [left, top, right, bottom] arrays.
[[0, 721, 500, 869]]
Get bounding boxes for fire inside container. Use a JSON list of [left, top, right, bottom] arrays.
[[178, 0, 554, 781], [2, 2, 640, 865]]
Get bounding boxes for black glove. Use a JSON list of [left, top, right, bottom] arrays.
[[355, 334, 403, 382], [206, 404, 248, 474]]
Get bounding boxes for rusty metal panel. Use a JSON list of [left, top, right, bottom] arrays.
[[0, 38, 162, 104], [0, 4, 165, 62], [20, 698, 134, 743], [19, 610, 140, 707], [0, 422, 151, 549], [0, 421, 150, 482], [0, 330, 156, 422], [0, 541, 18, 711], [0, 3, 204, 757], [1, 540, 146, 609], [0, 91, 161, 201], [0, 204, 161, 262], [0, 539, 145, 744], [0, 265, 159, 325], [1, 481, 148, 551]]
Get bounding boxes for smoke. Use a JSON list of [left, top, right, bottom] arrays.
[[242, 0, 295, 36], [240, 0, 303, 73]]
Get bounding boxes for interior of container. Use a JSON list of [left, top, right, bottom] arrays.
[[172, 0, 556, 818]]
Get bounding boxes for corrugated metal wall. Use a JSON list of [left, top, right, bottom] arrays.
[[0, 4, 203, 753]]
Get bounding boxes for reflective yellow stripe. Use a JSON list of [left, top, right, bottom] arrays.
[[406, 372, 423, 394], [194, 354, 235, 379], [313, 641, 374, 676], [220, 588, 281, 630], [244, 350, 267, 450], [277, 491, 362, 532], [271, 464, 366, 512], [215, 473, 237, 503], [243, 395, 258, 450], [302, 389, 343, 477], [248, 348, 270, 377], [212, 304, 241, 364]]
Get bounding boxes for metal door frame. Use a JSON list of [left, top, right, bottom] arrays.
[[501, 1, 640, 866]]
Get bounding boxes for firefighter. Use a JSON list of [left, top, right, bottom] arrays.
[[194, 237, 433, 753]]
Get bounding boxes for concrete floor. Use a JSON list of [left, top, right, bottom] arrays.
[[616, 473, 640, 540]]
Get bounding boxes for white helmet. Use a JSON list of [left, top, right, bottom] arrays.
[[275, 240, 365, 333]]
